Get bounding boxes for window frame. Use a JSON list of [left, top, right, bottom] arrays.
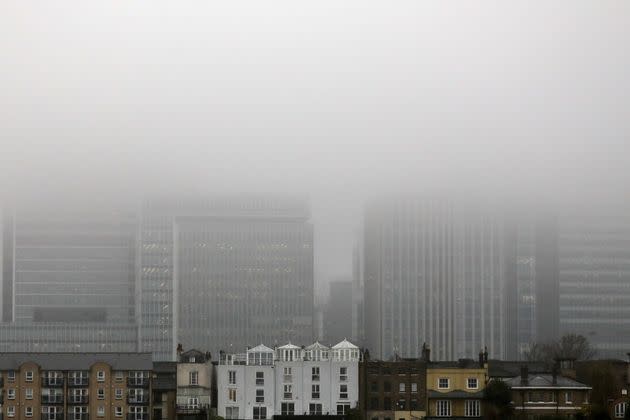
[[438, 378, 450, 389], [464, 399, 481, 417], [189, 371, 199, 386], [467, 378, 479, 389], [436, 400, 451, 417]]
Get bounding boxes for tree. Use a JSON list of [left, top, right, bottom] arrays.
[[483, 379, 514, 420], [522, 334, 596, 366]]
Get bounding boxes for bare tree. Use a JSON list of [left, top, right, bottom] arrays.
[[523, 334, 596, 364]]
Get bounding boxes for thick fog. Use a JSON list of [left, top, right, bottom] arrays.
[[2, 1, 629, 287]]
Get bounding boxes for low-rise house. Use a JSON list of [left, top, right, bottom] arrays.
[[152, 362, 176, 420], [176, 349, 212, 420], [576, 357, 630, 419]]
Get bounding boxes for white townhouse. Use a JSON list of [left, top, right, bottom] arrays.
[[217, 340, 360, 420]]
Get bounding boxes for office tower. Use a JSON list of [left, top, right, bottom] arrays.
[[139, 197, 314, 360], [323, 279, 353, 345], [351, 229, 365, 347], [558, 212, 630, 359], [0, 205, 139, 352], [363, 197, 508, 361]]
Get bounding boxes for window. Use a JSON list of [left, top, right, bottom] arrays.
[[8, 389, 15, 399], [281, 403, 295, 416], [411, 383, 418, 393], [284, 384, 292, 400], [228, 388, 237, 402], [187, 397, 199, 409], [228, 370, 236, 385], [384, 381, 391, 392], [7, 406, 15, 418], [189, 357, 196, 363], [283, 367, 292, 383], [464, 400, 480, 417], [399, 383, 406, 392], [97, 371, 105, 382], [115, 388, 123, 399], [467, 378, 478, 389], [615, 402, 627, 418], [336, 404, 350, 415], [225, 407, 239, 420], [436, 400, 451, 417], [370, 382, 378, 392], [397, 399, 406, 410], [438, 378, 450, 389], [312, 367, 320, 381], [283, 367, 292, 375], [256, 389, 264, 403], [115, 371, 124, 381], [312, 384, 320, 399], [565, 391, 573, 404], [115, 407, 123, 417], [410, 399, 418, 410], [253, 407, 267, 420], [73, 407, 88, 420], [7, 371, 16, 381], [97, 406, 105, 417], [256, 371, 264, 386], [25, 407, 33, 418], [370, 397, 379, 410], [383, 397, 392, 410], [97, 388, 105, 400], [24, 371, 33, 382], [309, 404, 322, 415], [340, 384, 348, 399], [189, 371, 199, 385], [26, 388, 33, 400], [340, 367, 348, 382]]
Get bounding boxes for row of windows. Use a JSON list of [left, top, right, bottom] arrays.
[[3, 406, 147, 418], [226, 384, 349, 402], [3, 387, 146, 400], [435, 400, 480, 417], [369, 397, 420, 411], [227, 366, 348, 385], [2, 370, 148, 382], [224, 403, 351, 420], [370, 382, 419, 393]]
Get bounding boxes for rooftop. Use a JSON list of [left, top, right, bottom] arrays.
[[0, 352, 154, 370]]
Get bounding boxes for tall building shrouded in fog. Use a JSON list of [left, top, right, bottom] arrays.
[[558, 212, 630, 359], [140, 197, 314, 360], [323, 279, 353, 345], [363, 197, 509, 361], [0, 206, 139, 352]]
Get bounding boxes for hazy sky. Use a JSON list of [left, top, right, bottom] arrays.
[[2, 1, 629, 287]]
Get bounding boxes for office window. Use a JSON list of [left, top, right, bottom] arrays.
[[467, 378, 478, 389], [340, 384, 348, 399], [309, 404, 322, 415], [225, 407, 239, 419], [339, 367, 348, 382], [25, 371, 34, 382], [312, 367, 320, 381], [284, 384, 292, 400], [436, 400, 451, 417], [228, 370, 236, 385], [253, 407, 266, 420], [7, 371, 16, 381], [399, 383, 406, 392], [411, 383, 418, 393], [7, 406, 15, 418], [565, 391, 573, 404], [8, 389, 16, 399], [115, 388, 123, 399], [228, 388, 237, 402], [25, 388, 33, 400], [438, 378, 449, 389], [256, 388, 264, 403], [312, 384, 320, 399], [115, 407, 123, 417], [97, 371, 105, 382], [336, 404, 350, 415], [97, 388, 105, 400], [97, 406, 105, 417], [189, 371, 198, 385], [281, 403, 295, 416], [25, 407, 33, 418], [256, 371, 264, 386], [464, 400, 480, 417]]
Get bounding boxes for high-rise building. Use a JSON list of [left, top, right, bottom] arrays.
[[0, 205, 140, 352], [363, 197, 508, 361], [558, 212, 630, 359], [351, 229, 365, 347], [323, 280, 353, 345], [139, 197, 314, 360]]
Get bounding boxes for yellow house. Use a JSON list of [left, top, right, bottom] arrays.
[[426, 354, 488, 419]]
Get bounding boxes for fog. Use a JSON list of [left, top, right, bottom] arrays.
[[2, 1, 629, 286]]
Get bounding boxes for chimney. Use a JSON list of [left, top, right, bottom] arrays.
[[520, 365, 529, 386], [483, 346, 489, 364], [478, 349, 484, 368], [552, 363, 559, 385], [176, 343, 184, 361], [421, 343, 431, 363]]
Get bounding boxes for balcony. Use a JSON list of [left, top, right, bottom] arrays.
[[67, 396, 89, 405], [126, 414, 148, 420], [67, 378, 89, 387], [41, 414, 64, 420], [42, 378, 65, 387], [127, 378, 150, 388], [67, 415, 89, 420], [128, 396, 149, 405], [175, 404, 209, 414], [42, 395, 65, 404]]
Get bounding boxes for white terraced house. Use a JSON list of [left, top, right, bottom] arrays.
[[217, 340, 360, 420]]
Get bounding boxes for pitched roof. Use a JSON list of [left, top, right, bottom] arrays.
[[247, 344, 273, 353], [277, 343, 301, 350], [305, 342, 329, 350], [332, 339, 358, 349], [0, 353, 153, 370], [505, 374, 591, 389], [488, 360, 550, 378]]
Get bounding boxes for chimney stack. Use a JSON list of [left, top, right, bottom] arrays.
[[421, 343, 431, 362], [520, 365, 529, 386], [552, 363, 559, 385], [479, 349, 484, 368]]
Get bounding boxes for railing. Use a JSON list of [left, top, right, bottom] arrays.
[[126, 414, 148, 420], [67, 396, 89, 405], [67, 414, 89, 420], [67, 378, 89, 387], [42, 395, 65, 404], [41, 414, 64, 420], [127, 378, 150, 388], [128, 396, 149, 404], [175, 404, 210, 414], [42, 378, 65, 387]]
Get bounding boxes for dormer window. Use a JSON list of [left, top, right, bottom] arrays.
[[189, 357, 196, 363]]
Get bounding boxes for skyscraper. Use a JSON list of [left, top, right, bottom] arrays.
[[363, 197, 508, 361], [139, 197, 314, 360]]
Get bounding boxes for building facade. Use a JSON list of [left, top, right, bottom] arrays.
[[364, 197, 508, 361], [175, 349, 212, 420], [216, 340, 360, 420], [0, 353, 152, 420]]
